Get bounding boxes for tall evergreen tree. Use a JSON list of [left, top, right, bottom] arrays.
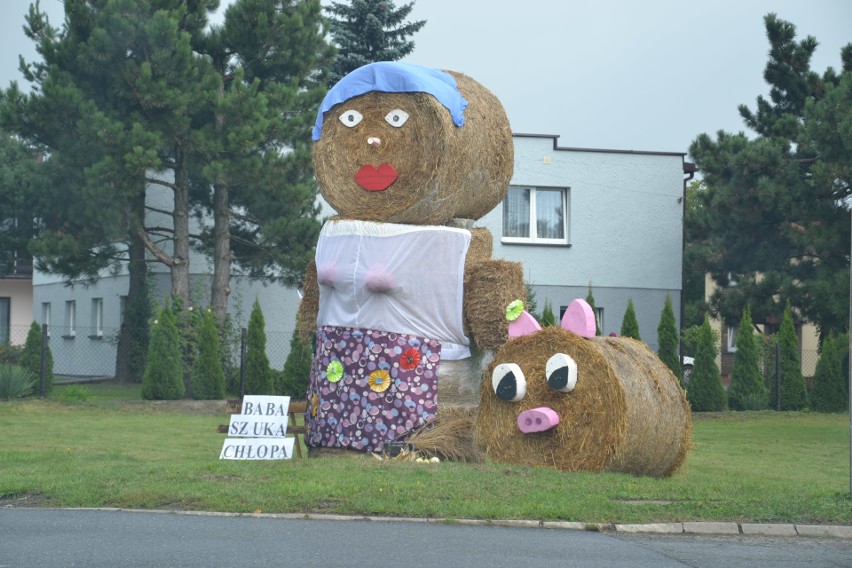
[[727, 306, 768, 410], [142, 303, 185, 400], [620, 299, 641, 341], [190, 309, 226, 400], [193, 0, 334, 320], [585, 283, 601, 335], [688, 15, 852, 339], [278, 317, 313, 397], [539, 300, 557, 327], [770, 303, 809, 410], [0, 131, 39, 277], [657, 294, 681, 381], [687, 315, 727, 412], [810, 333, 848, 412], [326, 0, 426, 84], [19, 321, 53, 395], [245, 299, 273, 394]]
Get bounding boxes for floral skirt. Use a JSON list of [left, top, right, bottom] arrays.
[[305, 326, 441, 452]]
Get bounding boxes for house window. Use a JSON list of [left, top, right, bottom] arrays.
[[91, 298, 104, 337], [65, 300, 76, 338], [726, 324, 738, 353], [42, 303, 51, 335], [594, 307, 604, 334], [502, 186, 569, 245], [0, 297, 9, 345]]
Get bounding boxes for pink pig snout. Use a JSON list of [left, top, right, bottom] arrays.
[[517, 407, 560, 433]]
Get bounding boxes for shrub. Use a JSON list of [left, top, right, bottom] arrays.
[[810, 333, 848, 412], [727, 306, 768, 411], [770, 303, 808, 411], [190, 310, 226, 400], [142, 304, 185, 400], [0, 344, 23, 366], [620, 298, 641, 340], [0, 364, 36, 399], [20, 321, 54, 395], [245, 299, 273, 395], [686, 315, 727, 412], [56, 384, 92, 402], [656, 294, 681, 381]]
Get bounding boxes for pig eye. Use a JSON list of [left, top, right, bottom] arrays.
[[492, 363, 526, 402], [339, 109, 363, 127], [546, 353, 577, 393], [384, 109, 409, 127]]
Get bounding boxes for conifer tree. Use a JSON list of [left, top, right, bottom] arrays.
[[687, 315, 727, 412], [245, 299, 273, 394], [620, 299, 641, 340], [278, 318, 313, 397], [656, 294, 681, 381], [770, 303, 809, 410], [326, 0, 426, 84], [142, 304, 185, 400], [585, 283, 601, 335], [810, 333, 848, 412], [727, 306, 768, 410], [20, 321, 53, 395], [540, 300, 557, 327], [190, 309, 226, 400]]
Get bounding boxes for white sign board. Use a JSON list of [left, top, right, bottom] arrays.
[[219, 395, 295, 460], [219, 437, 295, 460]]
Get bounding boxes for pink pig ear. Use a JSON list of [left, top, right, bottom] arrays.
[[561, 299, 596, 338], [508, 310, 542, 339]]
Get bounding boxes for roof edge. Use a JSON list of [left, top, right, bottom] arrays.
[[512, 132, 687, 158]]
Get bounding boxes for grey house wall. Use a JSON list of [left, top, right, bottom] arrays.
[[32, 133, 686, 376], [477, 134, 686, 350]]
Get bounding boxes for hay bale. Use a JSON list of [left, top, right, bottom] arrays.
[[465, 227, 494, 269], [313, 71, 513, 225], [407, 405, 482, 462], [296, 260, 319, 343], [476, 328, 691, 477], [463, 259, 526, 350]]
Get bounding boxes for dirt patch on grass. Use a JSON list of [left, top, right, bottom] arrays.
[[0, 493, 50, 508]]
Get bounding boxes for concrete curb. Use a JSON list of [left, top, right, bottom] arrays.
[[50, 508, 852, 539]]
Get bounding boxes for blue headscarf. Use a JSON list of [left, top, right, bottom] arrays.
[[312, 62, 469, 141]]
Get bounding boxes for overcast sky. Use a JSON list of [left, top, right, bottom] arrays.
[[2, 0, 850, 156]]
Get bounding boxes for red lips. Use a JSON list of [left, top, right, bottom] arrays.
[[354, 164, 398, 191]]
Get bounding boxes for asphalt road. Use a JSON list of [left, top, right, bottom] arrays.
[[1, 509, 851, 568]]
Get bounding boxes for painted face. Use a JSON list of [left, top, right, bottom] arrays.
[[313, 91, 450, 223]]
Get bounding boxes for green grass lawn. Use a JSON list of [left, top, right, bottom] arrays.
[[1, 394, 850, 525]]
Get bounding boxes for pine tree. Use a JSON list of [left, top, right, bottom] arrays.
[[770, 303, 809, 410], [585, 283, 601, 335], [686, 315, 727, 412], [656, 294, 681, 381], [688, 15, 852, 338], [727, 306, 768, 410], [326, 0, 426, 84], [809, 333, 847, 412], [142, 304, 185, 400], [620, 299, 641, 340], [245, 299, 273, 394], [190, 310, 226, 400], [19, 321, 53, 395]]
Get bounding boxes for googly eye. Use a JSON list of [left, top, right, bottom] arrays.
[[491, 363, 526, 402], [384, 109, 409, 127], [339, 109, 363, 127], [546, 353, 577, 393]]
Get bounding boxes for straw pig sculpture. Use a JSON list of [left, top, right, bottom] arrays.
[[298, 62, 525, 454], [477, 300, 692, 477]]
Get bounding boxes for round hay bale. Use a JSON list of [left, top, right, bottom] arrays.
[[463, 259, 526, 350], [313, 70, 513, 225], [407, 404, 482, 462], [296, 260, 319, 343], [476, 328, 691, 477], [465, 227, 494, 269]]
